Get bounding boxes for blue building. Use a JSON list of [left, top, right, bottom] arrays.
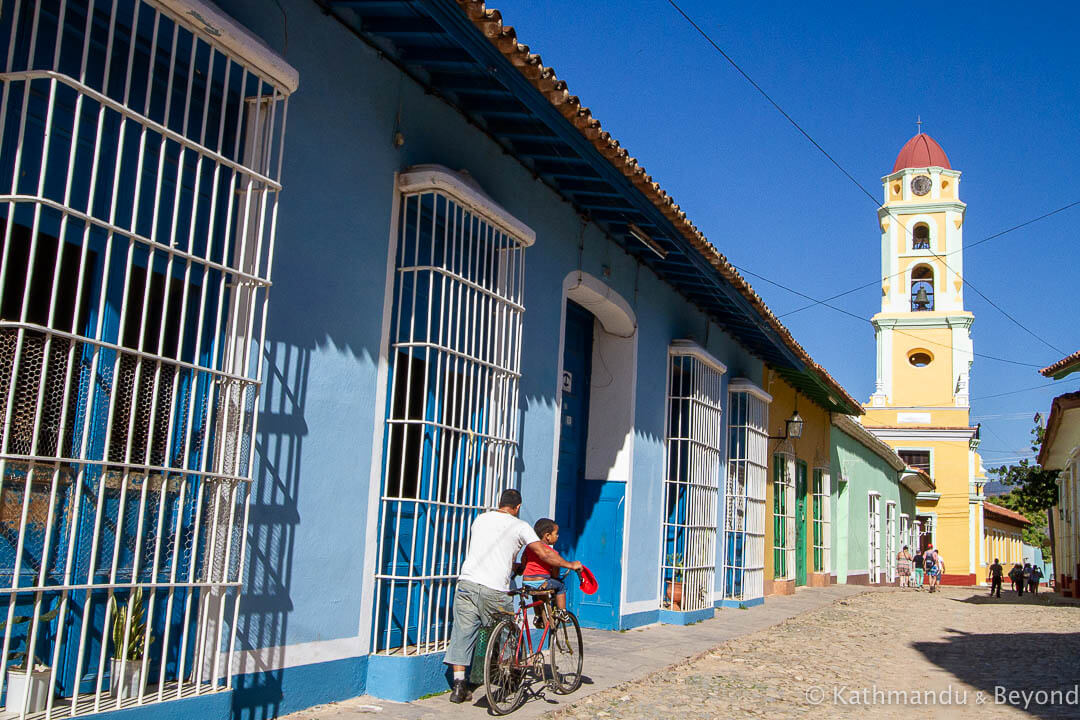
[[0, 0, 861, 717]]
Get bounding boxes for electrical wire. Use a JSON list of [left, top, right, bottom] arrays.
[[733, 264, 1042, 368], [667, 0, 1068, 358]]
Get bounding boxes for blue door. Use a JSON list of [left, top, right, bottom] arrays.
[[553, 302, 623, 629], [554, 301, 592, 581]]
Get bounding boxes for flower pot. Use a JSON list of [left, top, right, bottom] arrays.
[[110, 659, 144, 700], [665, 580, 683, 611], [4, 668, 49, 713]]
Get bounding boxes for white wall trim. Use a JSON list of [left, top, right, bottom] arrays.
[[669, 339, 728, 375], [233, 636, 367, 676], [398, 165, 536, 246], [356, 175, 404, 653], [728, 377, 772, 404]]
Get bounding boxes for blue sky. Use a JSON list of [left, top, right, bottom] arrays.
[[491, 0, 1080, 470]]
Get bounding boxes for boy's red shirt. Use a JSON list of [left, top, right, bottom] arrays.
[[522, 543, 560, 577]]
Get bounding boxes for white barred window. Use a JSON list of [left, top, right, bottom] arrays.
[[660, 342, 725, 613], [811, 468, 830, 573], [0, 0, 294, 715], [722, 381, 769, 602], [868, 493, 882, 582], [772, 444, 795, 580], [373, 166, 530, 655], [885, 502, 897, 582]]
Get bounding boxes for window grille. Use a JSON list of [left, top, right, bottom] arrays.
[[771, 447, 794, 580], [885, 502, 897, 583], [722, 383, 767, 602], [660, 345, 725, 613], [868, 494, 882, 582], [811, 468, 829, 573], [0, 0, 293, 715], [373, 168, 529, 655], [900, 513, 911, 554]]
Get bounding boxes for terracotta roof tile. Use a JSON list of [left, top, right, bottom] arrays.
[[1040, 349, 1080, 378], [455, 0, 861, 415], [982, 501, 1031, 527]]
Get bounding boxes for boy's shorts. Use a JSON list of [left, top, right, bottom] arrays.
[[523, 577, 566, 595]]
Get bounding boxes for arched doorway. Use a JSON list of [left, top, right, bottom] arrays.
[[552, 272, 636, 629]]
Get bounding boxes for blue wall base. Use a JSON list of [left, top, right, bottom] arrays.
[[716, 596, 765, 609], [232, 656, 367, 720], [366, 651, 450, 702], [618, 609, 658, 629], [75, 689, 231, 720], [658, 607, 714, 625]]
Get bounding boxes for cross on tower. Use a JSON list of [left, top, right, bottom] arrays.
[[916, 115, 923, 134]]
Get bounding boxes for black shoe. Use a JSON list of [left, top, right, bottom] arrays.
[[449, 680, 472, 704]]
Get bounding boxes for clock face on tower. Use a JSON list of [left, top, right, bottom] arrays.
[[911, 175, 932, 196]]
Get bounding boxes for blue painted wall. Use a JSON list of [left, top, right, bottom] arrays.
[[204, 0, 764, 710]]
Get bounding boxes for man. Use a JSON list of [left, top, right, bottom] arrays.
[[1009, 563, 1024, 596], [444, 488, 582, 704], [1029, 564, 1042, 595], [988, 557, 1003, 598]]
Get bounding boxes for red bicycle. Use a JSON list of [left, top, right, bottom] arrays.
[[483, 585, 583, 714]]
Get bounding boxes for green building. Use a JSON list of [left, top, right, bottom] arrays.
[[830, 415, 934, 584]]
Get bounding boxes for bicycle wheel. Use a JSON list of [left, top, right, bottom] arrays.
[[484, 617, 527, 715], [547, 609, 583, 694]]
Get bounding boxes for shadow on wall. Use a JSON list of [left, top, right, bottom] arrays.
[[911, 621, 1080, 719], [232, 342, 310, 720]]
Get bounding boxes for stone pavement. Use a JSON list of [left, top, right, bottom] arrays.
[[279, 584, 890, 719]]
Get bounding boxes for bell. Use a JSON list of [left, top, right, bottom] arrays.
[[913, 287, 931, 310]]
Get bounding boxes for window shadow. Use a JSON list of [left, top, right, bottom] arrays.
[[911, 620, 1080, 718]]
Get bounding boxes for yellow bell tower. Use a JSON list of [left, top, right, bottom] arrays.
[[863, 132, 986, 586]]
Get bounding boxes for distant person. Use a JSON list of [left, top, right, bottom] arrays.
[[925, 549, 941, 593], [929, 551, 944, 592], [897, 546, 912, 588], [988, 558, 1003, 598], [1009, 564, 1024, 597], [1022, 563, 1033, 593], [912, 549, 924, 589], [1029, 565, 1042, 595]]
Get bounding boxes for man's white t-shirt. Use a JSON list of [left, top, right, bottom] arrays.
[[459, 510, 541, 592]]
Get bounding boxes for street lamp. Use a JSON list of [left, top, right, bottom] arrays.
[[769, 411, 804, 440]]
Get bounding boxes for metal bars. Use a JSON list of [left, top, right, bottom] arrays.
[[885, 502, 896, 583], [373, 178, 527, 655], [771, 448, 795, 580], [868, 494, 882, 583], [0, 0, 291, 715], [811, 468, 830, 573], [660, 348, 724, 613], [722, 386, 767, 602]]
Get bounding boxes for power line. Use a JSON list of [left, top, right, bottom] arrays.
[[668, 0, 1067, 357], [776, 199, 1080, 320], [970, 383, 1063, 401], [734, 264, 1042, 368]]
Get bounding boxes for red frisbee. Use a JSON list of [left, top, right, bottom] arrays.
[[578, 565, 598, 595]]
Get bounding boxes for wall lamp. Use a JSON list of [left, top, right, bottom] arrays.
[[627, 223, 668, 259], [768, 411, 804, 440]]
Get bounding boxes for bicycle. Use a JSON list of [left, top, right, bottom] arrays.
[[483, 585, 583, 715]]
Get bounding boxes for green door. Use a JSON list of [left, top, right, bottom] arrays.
[[795, 461, 808, 586]]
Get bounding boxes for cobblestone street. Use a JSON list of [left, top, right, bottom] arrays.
[[554, 588, 1080, 719]]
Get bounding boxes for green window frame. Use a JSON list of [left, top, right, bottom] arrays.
[[772, 453, 793, 579]]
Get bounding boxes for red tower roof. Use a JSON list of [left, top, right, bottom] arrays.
[[892, 133, 951, 172]]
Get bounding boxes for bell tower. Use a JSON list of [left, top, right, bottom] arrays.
[[866, 132, 974, 420]]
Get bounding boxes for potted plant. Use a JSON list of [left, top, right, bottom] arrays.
[[1, 604, 61, 713], [665, 554, 684, 610], [110, 588, 152, 700]]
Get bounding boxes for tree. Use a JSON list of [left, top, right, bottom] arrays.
[[987, 422, 1059, 555]]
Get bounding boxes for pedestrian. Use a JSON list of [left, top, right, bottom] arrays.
[[988, 557, 1003, 598], [1029, 564, 1042, 595], [1022, 562, 1033, 594], [1009, 563, 1024, 597], [912, 548, 924, 589], [925, 549, 938, 593], [442, 489, 581, 703], [929, 551, 944, 592], [897, 545, 912, 588]]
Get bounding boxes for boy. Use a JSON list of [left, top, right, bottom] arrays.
[[521, 518, 577, 626]]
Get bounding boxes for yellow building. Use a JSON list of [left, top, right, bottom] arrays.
[[861, 133, 987, 585], [982, 502, 1028, 570]]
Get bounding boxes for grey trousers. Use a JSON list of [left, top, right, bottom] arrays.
[[443, 579, 512, 667]]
